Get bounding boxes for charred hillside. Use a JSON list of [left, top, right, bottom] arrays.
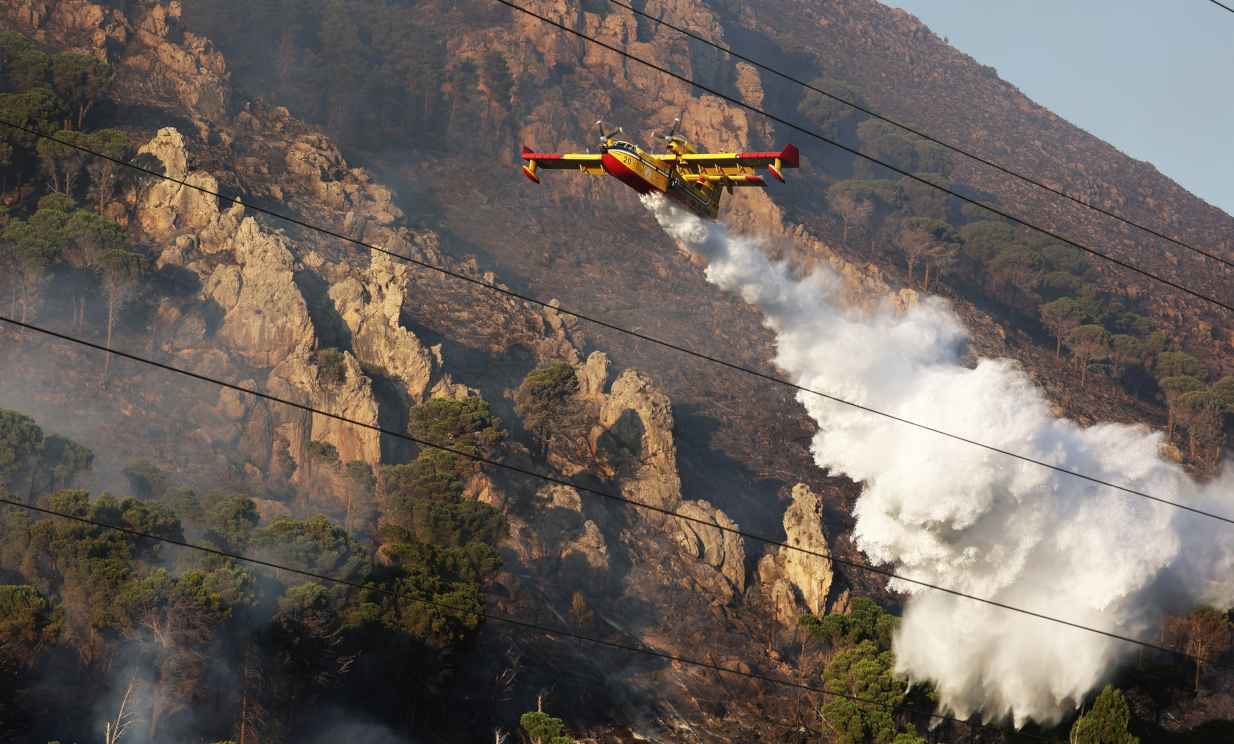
[[2, 0, 1233, 743]]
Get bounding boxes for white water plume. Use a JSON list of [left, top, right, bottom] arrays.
[[641, 194, 1234, 726]]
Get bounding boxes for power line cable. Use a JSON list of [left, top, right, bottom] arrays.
[[0, 494, 1067, 744], [604, 0, 1234, 271], [0, 120, 1229, 533], [1208, 0, 1234, 14], [2, 312, 1229, 676], [494, 0, 1234, 316]]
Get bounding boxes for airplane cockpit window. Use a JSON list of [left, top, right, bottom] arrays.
[[610, 141, 637, 153]]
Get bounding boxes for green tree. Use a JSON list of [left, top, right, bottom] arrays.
[[1070, 685, 1138, 744], [1064, 325, 1112, 389], [49, 52, 112, 128], [0, 584, 64, 666], [0, 89, 68, 198], [406, 499, 508, 548], [64, 207, 129, 331], [770, 34, 818, 70], [122, 458, 169, 499], [0, 408, 43, 498], [1210, 376, 1234, 410], [35, 129, 91, 195], [250, 514, 373, 582], [990, 245, 1044, 313], [35, 434, 93, 495], [97, 247, 149, 377], [84, 128, 131, 214], [481, 49, 514, 122], [1107, 334, 1147, 384], [1144, 331, 1173, 357], [315, 347, 347, 387], [1175, 390, 1226, 465], [1041, 298, 1086, 359], [3, 214, 60, 349], [369, 6, 446, 122], [798, 78, 870, 143], [521, 711, 573, 744], [201, 492, 260, 552], [799, 598, 899, 653], [0, 584, 64, 709], [378, 452, 467, 507], [959, 220, 1020, 291], [408, 396, 505, 452], [515, 361, 580, 454], [1153, 352, 1209, 383], [0, 33, 50, 94], [821, 640, 926, 744], [305, 440, 339, 465], [1159, 376, 1206, 438]]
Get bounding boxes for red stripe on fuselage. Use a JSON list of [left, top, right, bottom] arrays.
[[601, 152, 657, 194]]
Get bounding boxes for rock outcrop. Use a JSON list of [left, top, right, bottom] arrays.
[[591, 369, 681, 513], [328, 249, 469, 404], [212, 218, 317, 368], [673, 499, 746, 601], [508, 484, 611, 595], [758, 484, 847, 623]]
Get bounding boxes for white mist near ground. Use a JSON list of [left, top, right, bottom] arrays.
[[642, 194, 1234, 726]]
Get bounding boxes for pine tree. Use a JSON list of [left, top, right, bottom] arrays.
[[1070, 685, 1139, 744]]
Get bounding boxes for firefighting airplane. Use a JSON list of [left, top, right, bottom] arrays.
[[520, 119, 799, 221]]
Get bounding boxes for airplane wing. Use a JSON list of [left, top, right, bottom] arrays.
[[668, 144, 800, 182], [521, 146, 605, 182]]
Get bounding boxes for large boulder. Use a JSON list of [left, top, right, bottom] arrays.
[[758, 484, 845, 623]]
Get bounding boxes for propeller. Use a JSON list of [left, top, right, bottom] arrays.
[[597, 121, 624, 145], [662, 111, 686, 151]]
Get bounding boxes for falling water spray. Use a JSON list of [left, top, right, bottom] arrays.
[[641, 194, 1234, 726]]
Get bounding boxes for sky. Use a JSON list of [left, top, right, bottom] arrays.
[[883, 0, 1234, 218]]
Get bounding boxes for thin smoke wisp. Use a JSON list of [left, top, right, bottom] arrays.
[[642, 194, 1234, 726]]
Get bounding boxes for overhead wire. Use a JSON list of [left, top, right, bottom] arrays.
[[1, 118, 1232, 533], [495, 0, 1234, 317], [2, 311, 1231, 678], [0, 494, 1068, 744], [603, 0, 1234, 272], [1208, 0, 1234, 14]]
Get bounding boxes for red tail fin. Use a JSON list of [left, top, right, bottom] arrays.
[[779, 143, 800, 168]]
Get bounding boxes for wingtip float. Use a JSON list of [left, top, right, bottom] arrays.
[[519, 119, 799, 221]]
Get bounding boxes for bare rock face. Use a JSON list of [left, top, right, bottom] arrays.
[[591, 369, 681, 513], [673, 499, 746, 601], [758, 484, 844, 623], [1, 1, 233, 125], [576, 351, 611, 403], [134, 127, 221, 240], [306, 352, 382, 465], [214, 218, 316, 368], [508, 485, 610, 595], [328, 249, 469, 404], [266, 350, 382, 469]]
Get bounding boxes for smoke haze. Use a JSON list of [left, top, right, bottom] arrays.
[[642, 194, 1234, 726]]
